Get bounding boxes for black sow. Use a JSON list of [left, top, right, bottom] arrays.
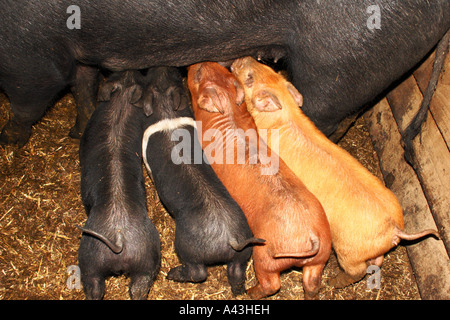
[[1, 1, 448, 147]]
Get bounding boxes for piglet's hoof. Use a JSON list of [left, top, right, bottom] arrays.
[[246, 284, 278, 300], [328, 271, 361, 289], [230, 283, 246, 297], [246, 286, 264, 300], [166, 266, 184, 281], [167, 264, 207, 283]]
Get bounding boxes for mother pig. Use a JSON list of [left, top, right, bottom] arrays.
[[0, 0, 448, 146]]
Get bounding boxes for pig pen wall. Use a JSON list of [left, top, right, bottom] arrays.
[[1, 51, 448, 300], [364, 48, 450, 300]]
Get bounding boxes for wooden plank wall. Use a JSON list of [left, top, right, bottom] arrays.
[[364, 49, 450, 299]]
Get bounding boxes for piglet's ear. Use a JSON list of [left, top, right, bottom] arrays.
[[234, 80, 245, 106], [243, 72, 254, 88], [176, 93, 189, 111], [197, 87, 226, 114], [252, 90, 282, 112], [142, 96, 154, 117], [133, 88, 153, 116], [286, 82, 303, 107], [171, 87, 189, 111], [98, 82, 121, 102], [130, 84, 143, 104]]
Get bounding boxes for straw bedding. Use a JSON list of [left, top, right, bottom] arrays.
[[0, 90, 419, 300]]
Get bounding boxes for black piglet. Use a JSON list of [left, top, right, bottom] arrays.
[[140, 67, 264, 295], [78, 70, 161, 300]]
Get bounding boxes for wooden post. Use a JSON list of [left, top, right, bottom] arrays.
[[385, 56, 450, 256], [365, 98, 450, 299]]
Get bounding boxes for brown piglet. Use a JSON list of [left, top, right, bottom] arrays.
[[231, 56, 440, 288], [188, 62, 331, 299]]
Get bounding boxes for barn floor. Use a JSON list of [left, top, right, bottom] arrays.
[[0, 84, 424, 300]]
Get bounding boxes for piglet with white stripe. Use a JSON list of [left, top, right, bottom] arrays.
[[140, 67, 264, 295], [78, 70, 161, 300]]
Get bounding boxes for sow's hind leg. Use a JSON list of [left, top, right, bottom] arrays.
[[69, 64, 100, 139], [0, 70, 68, 147]]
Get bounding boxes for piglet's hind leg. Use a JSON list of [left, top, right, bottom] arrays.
[[328, 261, 367, 288], [227, 259, 248, 296], [129, 274, 155, 300], [247, 267, 281, 299], [167, 263, 208, 283], [302, 264, 325, 300], [82, 275, 106, 300]]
